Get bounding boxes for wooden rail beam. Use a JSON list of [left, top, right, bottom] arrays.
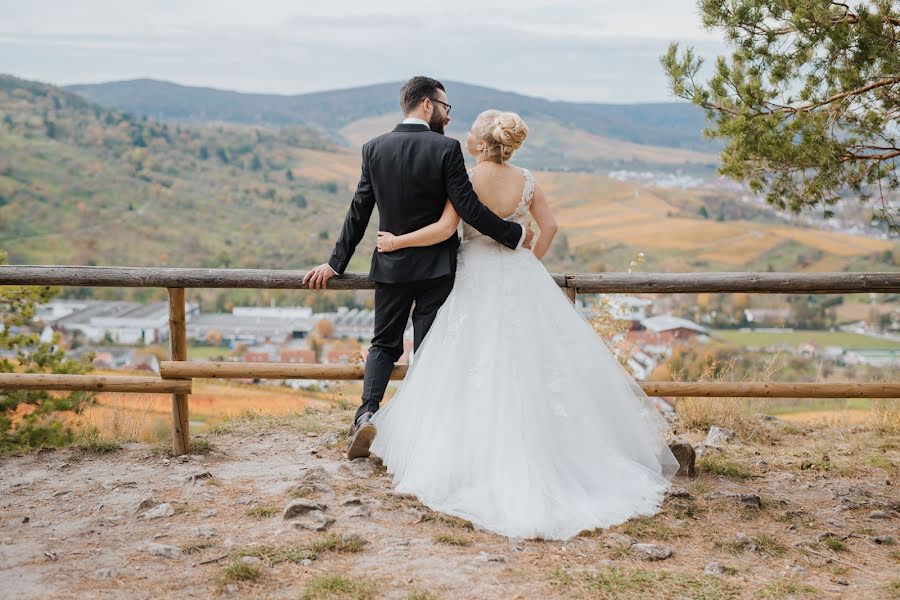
[[0, 373, 191, 393], [161, 361, 408, 381], [2, 265, 898, 294], [159, 362, 900, 398]]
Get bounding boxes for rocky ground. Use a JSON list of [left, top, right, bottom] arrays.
[[1, 407, 898, 599]]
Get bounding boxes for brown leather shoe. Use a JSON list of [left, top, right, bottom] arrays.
[[346, 412, 376, 460]]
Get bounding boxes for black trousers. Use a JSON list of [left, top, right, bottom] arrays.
[[355, 273, 454, 422]]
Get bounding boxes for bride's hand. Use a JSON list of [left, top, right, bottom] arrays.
[[376, 231, 399, 253]]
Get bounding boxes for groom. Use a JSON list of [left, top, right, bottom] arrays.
[[303, 76, 532, 460]]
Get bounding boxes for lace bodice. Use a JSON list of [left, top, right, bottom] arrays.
[[462, 167, 535, 243]]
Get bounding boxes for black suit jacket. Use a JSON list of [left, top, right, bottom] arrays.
[[327, 123, 524, 284]]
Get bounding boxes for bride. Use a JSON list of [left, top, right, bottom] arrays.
[[368, 110, 680, 540]]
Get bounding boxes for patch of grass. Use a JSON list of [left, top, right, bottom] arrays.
[[721, 533, 787, 558], [245, 505, 279, 519], [577, 527, 604, 538], [218, 558, 261, 586], [698, 454, 753, 481], [72, 432, 121, 455], [550, 566, 742, 599], [301, 574, 375, 600], [822, 537, 847, 552], [608, 541, 633, 559], [799, 454, 832, 472], [886, 579, 900, 597], [756, 577, 817, 598], [150, 436, 216, 457], [549, 568, 575, 587], [420, 511, 475, 530], [207, 408, 332, 436], [309, 533, 367, 554], [890, 549, 900, 562], [433, 533, 471, 547], [619, 515, 682, 541]]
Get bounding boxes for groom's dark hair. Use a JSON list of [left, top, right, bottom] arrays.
[[400, 76, 445, 115]]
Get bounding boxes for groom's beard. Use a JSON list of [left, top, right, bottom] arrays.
[[429, 113, 445, 135]]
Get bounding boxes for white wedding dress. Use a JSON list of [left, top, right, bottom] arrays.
[[370, 167, 680, 540]]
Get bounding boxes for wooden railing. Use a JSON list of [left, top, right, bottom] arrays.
[[2, 265, 899, 455]]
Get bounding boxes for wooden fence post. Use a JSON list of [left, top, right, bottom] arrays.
[[167, 288, 190, 455], [565, 274, 577, 305]]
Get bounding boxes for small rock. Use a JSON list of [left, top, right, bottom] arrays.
[[603, 533, 635, 547], [145, 543, 181, 560], [869, 510, 890, 519], [345, 458, 375, 477], [816, 531, 843, 542], [136, 497, 157, 512], [630, 543, 672, 561], [202, 509, 218, 518], [346, 505, 371, 519], [240, 556, 261, 567], [21, 517, 29, 524], [283, 499, 327, 520], [667, 441, 696, 478], [293, 467, 334, 497], [739, 494, 762, 510], [873, 535, 895, 545], [704, 426, 735, 447], [176, 455, 190, 463], [666, 486, 693, 499], [786, 564, 806, 575], [292, 513, 335, 532], [187, 471, 213, 483], [161, 458, 170, 466], [300, 558, 314, 567], [142, 503, 175, 520], [93, 567, 119, 579], [225, 584, 237, 593], [693, 444, 723, 458], [197, 525, 218, 540]]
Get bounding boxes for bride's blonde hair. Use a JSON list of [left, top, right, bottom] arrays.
[[473, 110, 528, 163]]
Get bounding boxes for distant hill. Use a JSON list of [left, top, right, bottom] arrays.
[[66, 78, 720, 153], [1, 74, 894, 286]]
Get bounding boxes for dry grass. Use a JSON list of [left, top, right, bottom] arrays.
[[433, 533, 472, 547], [309, 533, 368, 554], [550, 565, 741, 599], [870, 398, 900, 435], [301, 574, 376, 600]]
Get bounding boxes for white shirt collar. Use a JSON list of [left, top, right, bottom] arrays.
[[401, 117, 429, 127]]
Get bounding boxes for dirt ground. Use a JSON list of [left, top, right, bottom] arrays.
[[1, 408, 898, 599]]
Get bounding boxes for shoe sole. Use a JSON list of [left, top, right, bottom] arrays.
[[346, 422, 376, 460]]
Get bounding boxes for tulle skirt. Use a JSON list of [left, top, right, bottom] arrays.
[[370, 237, 680, 540]]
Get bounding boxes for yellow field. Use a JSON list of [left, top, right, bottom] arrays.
[[308, 124, 893, 271]]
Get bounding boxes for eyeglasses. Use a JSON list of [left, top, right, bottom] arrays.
[[429, 98, 452, 114]]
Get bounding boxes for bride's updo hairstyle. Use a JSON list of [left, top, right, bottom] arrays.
[[473, 110, 528, 163]]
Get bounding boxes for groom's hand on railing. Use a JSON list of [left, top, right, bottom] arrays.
[[303, 263, 337, 289]]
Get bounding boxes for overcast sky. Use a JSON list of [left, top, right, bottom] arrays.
[[0, 0, 727, 103]]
